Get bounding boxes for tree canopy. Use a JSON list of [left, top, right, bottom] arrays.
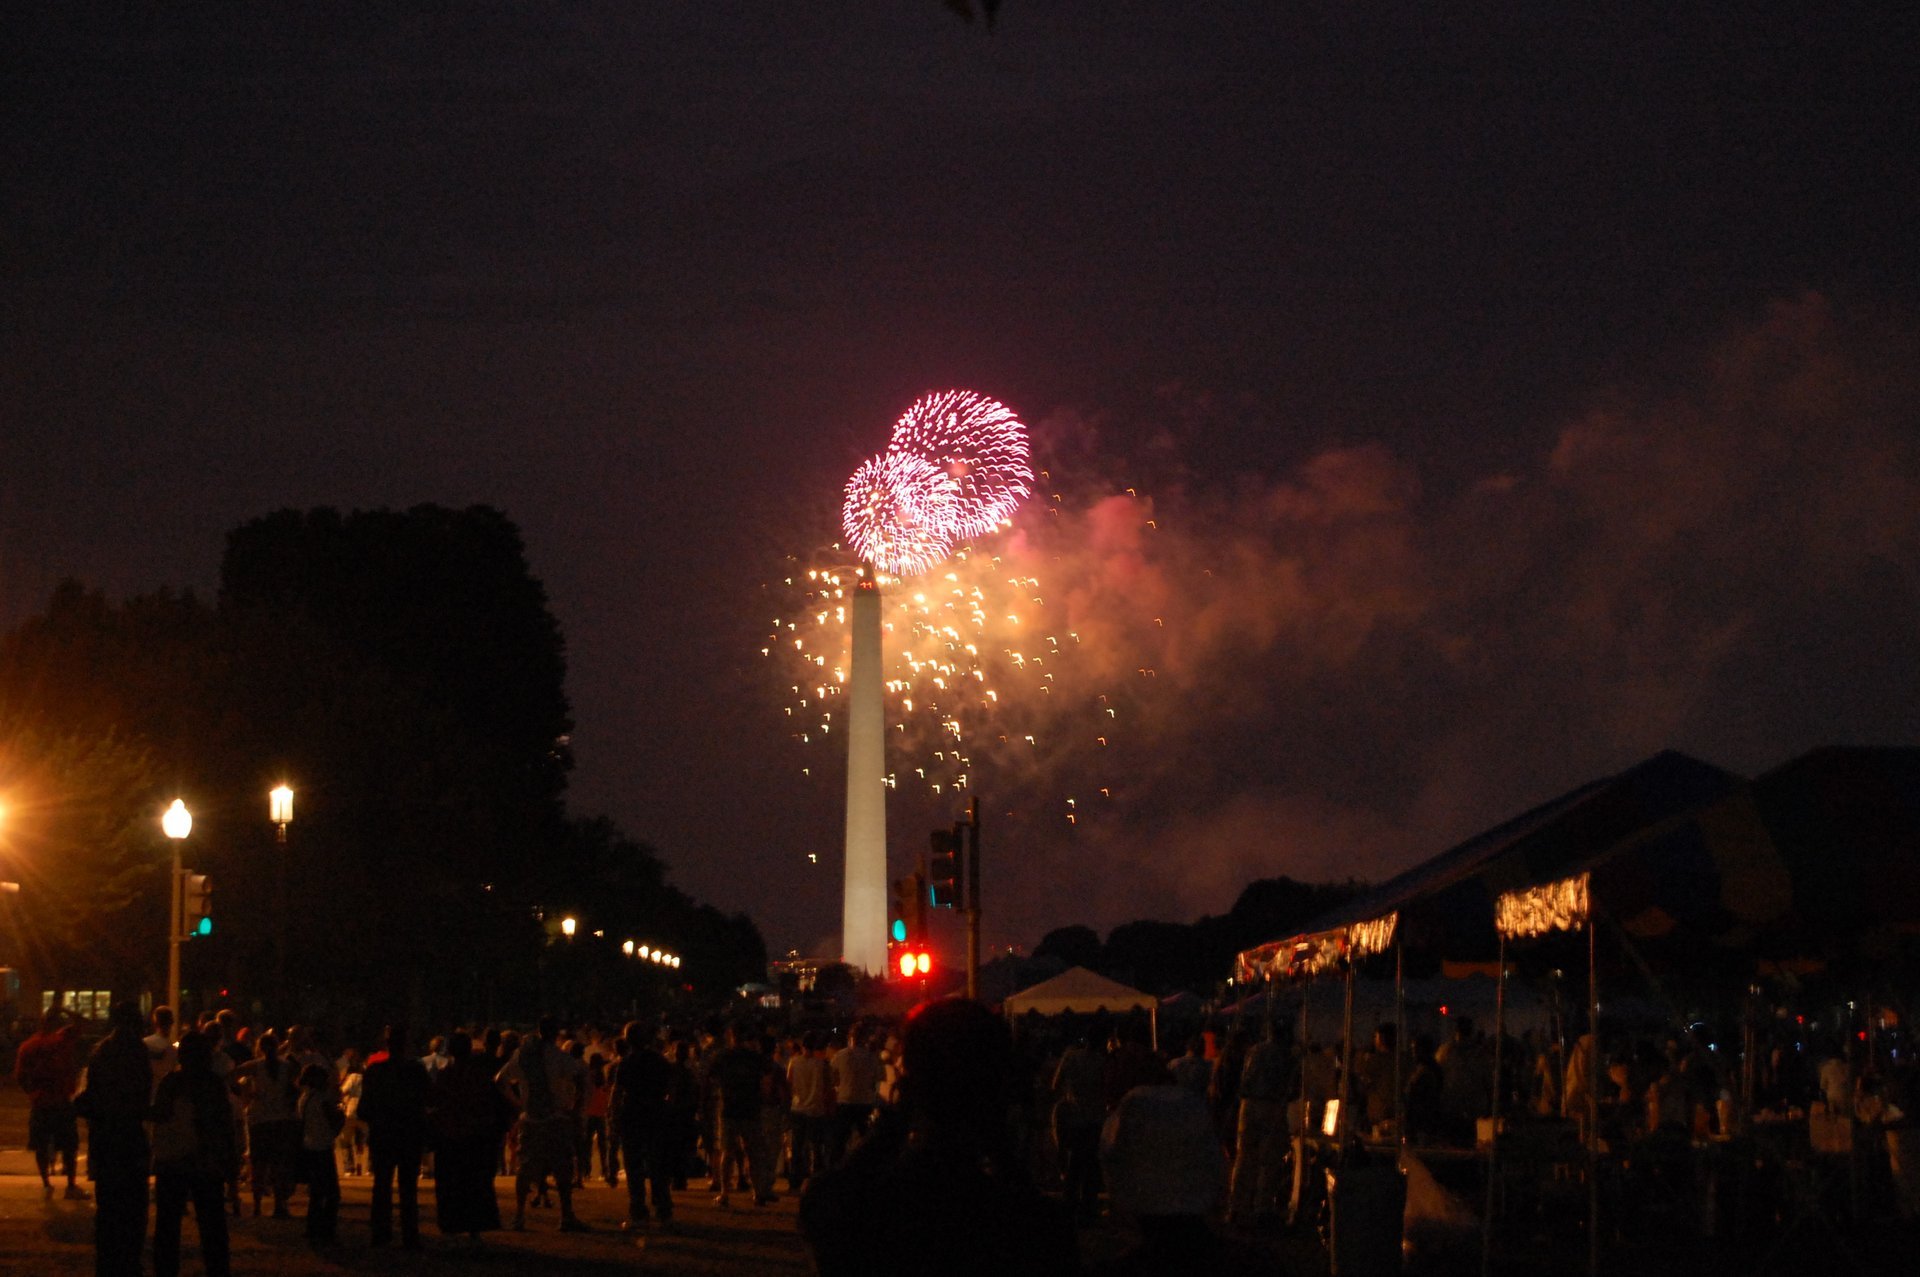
[[0, 505, 763, 1026]]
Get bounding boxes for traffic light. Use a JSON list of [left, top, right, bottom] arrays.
[[892, 871, 928, 943], [896, 948, 932, 979], [180, 873, 213, 938], [928, 826, 963, 909]]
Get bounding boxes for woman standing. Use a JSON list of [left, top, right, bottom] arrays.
[[234, 1032, 301, 1217]]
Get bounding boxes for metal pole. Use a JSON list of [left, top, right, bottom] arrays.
[[275, 821, 288, 1013], [1588, 918, 1600, 1277], [965, 796, 981, 1000], [1394, 939, 1405, 1147], [1338, 948, 1355, 1141], [1483, 930, 1507, 1277], [1289, 970, 1313, 1226], [167, 840, 182, 1020]]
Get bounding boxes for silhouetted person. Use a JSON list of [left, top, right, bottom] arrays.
[[359, 1024, 430, 1248], [705, 1022, 771, 1208], [610, 1025, 676, 1232], [296, 1063, 344, 1244], [151, 1031, 239, 1277], [16, 1005, 87, 1200], [1095, 1084, 1265, 1276], [76, 1001, 152, 1276], [426, 1031, 503, 1241], [801, 999, 1079, 1277], [1052, 1029, 1107, 1222]]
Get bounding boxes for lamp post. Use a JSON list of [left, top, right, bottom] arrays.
[[162, 800, 192, 1014], [270, 786, 292, 1010]]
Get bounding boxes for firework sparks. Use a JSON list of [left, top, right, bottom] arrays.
[[842, 452, 961, 578], [840, 390, 1033, 578], [885, 390, 1033, 541]]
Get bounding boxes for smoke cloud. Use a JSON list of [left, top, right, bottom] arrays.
[[776, 296, 1920, 944]]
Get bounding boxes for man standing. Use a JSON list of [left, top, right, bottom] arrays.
[[609, 1026, 674, 1233], [828, 1023, 884, 1167], [786, 1030, 833, 1189], [1225, 1024, 1290, 1227], [704, 1024, 771, 1208], [358, 1024, 430, 1248], [496, 1015, 589, 1232], [77, 1002, 153, 1275], [15, 1006, 88, 1201]]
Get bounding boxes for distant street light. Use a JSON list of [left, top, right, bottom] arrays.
[[561, 916, 577, 938], [270, 785, 293, 1009], [622, 939, 635, 956], [163, 800, 191, 1010]]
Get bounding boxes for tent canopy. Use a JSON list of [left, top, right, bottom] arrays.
[[1235, 751, 1785, 979], [1004, 965, 1157, 1017], [1234, 747, 1920, 982]]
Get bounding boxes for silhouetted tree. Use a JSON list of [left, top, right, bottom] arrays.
[[1034, 924, 1102, 971]]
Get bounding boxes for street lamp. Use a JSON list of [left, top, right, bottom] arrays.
[[561, 916, 577, 939], [622, 939, 635, 956], [162, 800, 191, 1012], [270, 785, 293, 1009]]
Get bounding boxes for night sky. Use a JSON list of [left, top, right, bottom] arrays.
[[5, 4, 1917, 958]]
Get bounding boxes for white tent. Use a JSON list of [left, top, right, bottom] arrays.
[[1004, 966, 1159, 1043]]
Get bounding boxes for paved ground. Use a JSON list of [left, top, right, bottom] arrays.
[[0, 1161, 811, 1276]]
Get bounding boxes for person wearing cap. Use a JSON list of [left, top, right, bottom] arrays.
[[1096, 1084, 1267, 1276]]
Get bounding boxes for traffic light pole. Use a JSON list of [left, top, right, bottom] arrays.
[[166, 842, 182, 1017], [965, 796, 981, 1000]]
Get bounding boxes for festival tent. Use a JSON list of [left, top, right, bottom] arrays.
[[1004, 965, 1158, 1017], [1233, 750, 1791, 984], [1749, 746, 1920, 962]]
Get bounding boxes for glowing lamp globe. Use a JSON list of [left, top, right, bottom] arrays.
[[162, 800, 192, 840]]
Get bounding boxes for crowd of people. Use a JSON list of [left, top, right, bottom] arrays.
[[16, 996, 1287, 1275], [14, 1001, 916, 1274], [23, 989, 1914, 1275]]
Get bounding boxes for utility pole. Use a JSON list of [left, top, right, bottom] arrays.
[[965, 795, 981, 1000]]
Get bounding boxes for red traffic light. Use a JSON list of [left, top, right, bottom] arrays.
[[897, 950, 932, 979]]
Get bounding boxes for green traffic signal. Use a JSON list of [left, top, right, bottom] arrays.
[[195, 917, 212, 937], [891, 918, 907, 943]]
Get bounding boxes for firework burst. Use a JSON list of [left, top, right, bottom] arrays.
[[840, 390, 1033, 577], [841, 452, 961, 579], [886, 390, 1033, 541]]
